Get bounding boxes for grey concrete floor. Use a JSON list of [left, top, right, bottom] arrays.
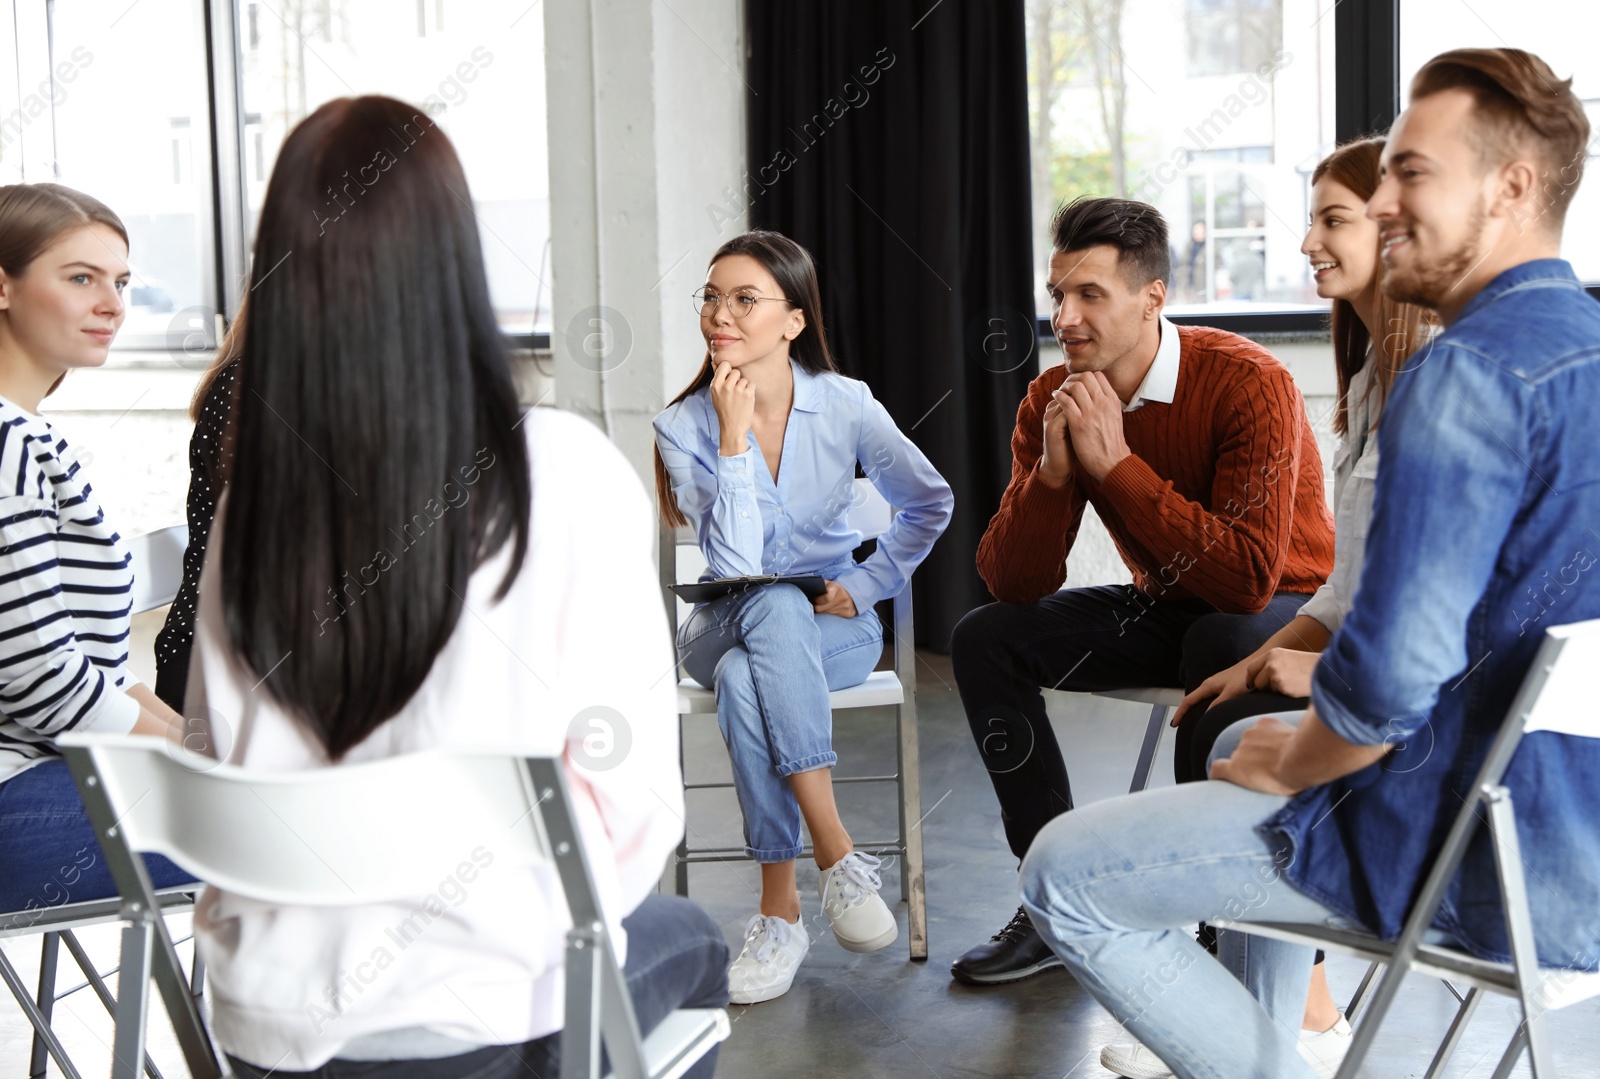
[[1, 641, 1594, 1076]]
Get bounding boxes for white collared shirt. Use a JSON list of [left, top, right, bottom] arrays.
[[1123, 314, 1181, 412]]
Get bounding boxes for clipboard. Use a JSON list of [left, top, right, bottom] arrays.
[[670, 575, 828, 605]]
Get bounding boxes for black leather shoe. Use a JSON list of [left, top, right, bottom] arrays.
[[950, 906, 1064, 985]]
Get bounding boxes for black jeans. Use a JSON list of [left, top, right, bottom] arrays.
[[952, 585, 1309, 860], [228, 895, 729, 1079], [1173, 689, 1310, 785]]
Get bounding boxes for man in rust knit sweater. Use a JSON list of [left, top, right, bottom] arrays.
[[950, 197, 1335, 986]]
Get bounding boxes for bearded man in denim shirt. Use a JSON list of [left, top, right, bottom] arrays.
[[1018, 47, 1600, 1079]]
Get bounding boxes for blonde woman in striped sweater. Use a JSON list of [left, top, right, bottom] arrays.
[[0, 184, 191, 920]]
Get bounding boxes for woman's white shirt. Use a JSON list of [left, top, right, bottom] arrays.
[[1298, 355, 1380, 634], [188, 408, 683, 1071]]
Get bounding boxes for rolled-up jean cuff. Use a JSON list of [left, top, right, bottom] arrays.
[[775, 752, 836, 777], [749, 843, 806, 863]]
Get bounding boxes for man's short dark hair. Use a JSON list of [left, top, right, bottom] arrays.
[[1050, 196, 1171, 289]]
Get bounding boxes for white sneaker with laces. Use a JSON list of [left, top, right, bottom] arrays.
[[817, 851, 898, 953], [1099, 1037, 1174, 1079], [727, 914, 809, 1005], [1298, 1014, 1353, 1078]]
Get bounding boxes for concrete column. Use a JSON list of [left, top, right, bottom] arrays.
[[543, 0, 745, 488]]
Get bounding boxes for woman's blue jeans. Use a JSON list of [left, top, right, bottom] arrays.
[[678, 584, 883, 863], [0, 759, 196, 922], [1019, 712, 1338, 1079]]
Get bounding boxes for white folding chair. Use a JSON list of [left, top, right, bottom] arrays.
[[0, 524, 197, 1079], [1212, 618, 1600, 1079], [661, 477, 929, 959], [56, 735, 730, 1079], [127, 525, 189, 614]]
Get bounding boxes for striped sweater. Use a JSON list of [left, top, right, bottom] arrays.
[[978, 324, 1335, 612], [0, 396, 139, 786]]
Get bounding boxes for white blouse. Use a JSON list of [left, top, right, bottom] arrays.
[[1299, 354, 1380, 633], [189, 408, 684, 1070]]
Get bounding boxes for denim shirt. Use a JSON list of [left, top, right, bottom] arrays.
[[653, 362, 953, 613], [1266, 260, 1600, 970]]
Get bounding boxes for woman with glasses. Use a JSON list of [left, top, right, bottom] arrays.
[[654, 231, 951, 1003]]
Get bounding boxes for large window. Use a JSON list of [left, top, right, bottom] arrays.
[[1186, 0, 1282, 78], [47, 1, 220, 349], [239, 0, 552, 335], [1400, 0, 1600, 282], [1026, 0, 1336, 318], [1, 0, 552, 350]]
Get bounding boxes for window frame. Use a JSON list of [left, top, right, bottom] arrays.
[[10, 0, 549, 357], [1029, 0, 1599, 345]]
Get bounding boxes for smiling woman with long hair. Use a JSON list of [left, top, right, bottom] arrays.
[[188, 96, 726, 1077], [0, 183, 197, 920]]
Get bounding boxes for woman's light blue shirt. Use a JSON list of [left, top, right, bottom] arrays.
[[653, 362, 953, 613]]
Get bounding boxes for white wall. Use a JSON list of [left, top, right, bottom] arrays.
[[543, 0, 746, 487]]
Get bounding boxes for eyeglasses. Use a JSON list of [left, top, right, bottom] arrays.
[[692, 287, 794, 319]]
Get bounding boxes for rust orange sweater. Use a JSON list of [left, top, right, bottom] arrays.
[[977, 324, 1334, 613]]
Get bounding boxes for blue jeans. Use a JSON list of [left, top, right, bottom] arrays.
[[227, 894, 729, 1078], [0, 760, 197, 922], [679, 584, 883, 862], [1019, 772, 1337, 1079]]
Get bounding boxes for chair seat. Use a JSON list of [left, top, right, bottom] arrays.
[[618, 1007, 731, 1079], [677, 670, 905, 714], [1092, 686, 1184, 708], [1211, 919, 1600, 1013]]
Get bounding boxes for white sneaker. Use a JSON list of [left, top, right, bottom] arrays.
[[1298, 1014, 1353, 1078], [727, 914, 809, 1004], [1099, 1037, 1174, 1079], [817, 851, 898, 953]]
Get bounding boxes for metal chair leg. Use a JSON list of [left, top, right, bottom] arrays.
[[111, 923, 154, 1079], [1489, 1024, 1528, 1079], [1424, 984, 1482, 1079], [1129, 705, 1168, 793], [898, 696, 927, 961], [58, 931, 167, 1079], [1, 943, 81, 1079], [1344, 960, 1381, 1024], [30, 932, 62, 1079], [189, 940, 206, 1002]]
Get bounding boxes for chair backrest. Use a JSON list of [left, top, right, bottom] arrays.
[[56, 735, 553, 907], [56, 734, 666, 1079], [128, 525, 189, 614], [1519, 617, 1600, 739]]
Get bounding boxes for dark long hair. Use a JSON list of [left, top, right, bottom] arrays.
[[222, 96, 530, 760], [653, 230, 838, 527], [1311, 138, 1436, 437]]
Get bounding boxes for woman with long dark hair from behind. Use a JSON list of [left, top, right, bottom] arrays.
[[189, 96, 726, 1077], [1098, 137, 1434, 1079], [654, 231, 952, 1003]]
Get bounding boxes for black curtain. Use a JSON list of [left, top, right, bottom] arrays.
[[746, 1, 1037, 651]]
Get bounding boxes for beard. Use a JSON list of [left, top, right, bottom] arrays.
[[1383, 201, 1488, 311]]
